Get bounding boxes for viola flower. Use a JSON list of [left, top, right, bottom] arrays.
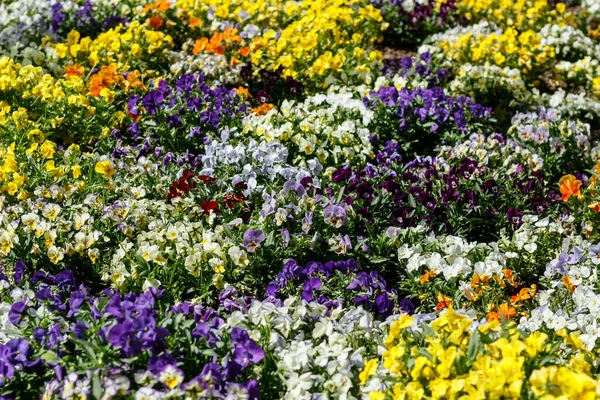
[[559, 174, 582, 202], [243, 229, 265, 253], [323, 204, 348, 228], [159, 364, 184, 390], [507, 208, 524, 228], [201, 200, 219, 216]]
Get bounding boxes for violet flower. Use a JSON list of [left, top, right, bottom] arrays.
[[243, 229, 265, 253]]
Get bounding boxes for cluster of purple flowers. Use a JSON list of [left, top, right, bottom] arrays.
[[365, 83, 493, 158], [328, 154, 562, 240], [125, 73, 247, 152], [381, 54, 451, 87], [372, 0, 458, 44], [51, 1, 127, 38], [265, 258, 414, 318], [0, 262, 263, 399], [238, 65, 304, 106]]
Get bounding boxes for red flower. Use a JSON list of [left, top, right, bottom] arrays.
[[201, 200, 220, 215], [198, 175, 216, 184]]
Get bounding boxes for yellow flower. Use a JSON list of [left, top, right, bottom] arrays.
[[494, 52, 506, 65], [40, 141, 56, 159], [55, 44, 68, 59], [369, 392, 385, 400], [72, 165, 82, 179], [27, 129, 45, 143], [95, 160, 116, 179], [359, 359, 378, 385]]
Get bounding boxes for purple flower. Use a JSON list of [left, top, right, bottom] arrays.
[[301, 277, 322, 302], [243, 229, 265, 253], [13, 261, 26, 284], [108, 319, 143, 357], [6, 339, 31, 363], [323, 204, 347, 228], [8, 301, 26, 325], [507, 208, 523, 228]]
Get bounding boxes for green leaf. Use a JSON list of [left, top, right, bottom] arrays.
[[466, 329, 480, 361], [40, 350, 58, 363]]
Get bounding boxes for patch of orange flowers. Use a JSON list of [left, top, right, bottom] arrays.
[[142, 0, 171, 14], [435, 292, 452, 311], [88, 65, 146, 97], [192, 28, 251, 65]]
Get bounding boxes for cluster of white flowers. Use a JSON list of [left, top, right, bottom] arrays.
[[241, 91, 375, 169], [393, 215, 565, 299], [542, 88, 600, 120], [520, 237, 600, 350], [201, 137, 321, 193], [228, 297, 388, 400], [583, 0, 600, 18], [448, 64, 530, 105], [540, 24, 600, 60]]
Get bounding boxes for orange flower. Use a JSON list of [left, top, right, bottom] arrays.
[[502, 269, 517, 287], [251, 103, 276, 115], [192, 37, 208, 55], [238, 46, 251, 57], [563, 276, 576, 292], [471, 273, 489, 287], [559, 174, 582, 202], [510, 285, 536, 304], [142, 0, 171, 14], [420, 270, 437, 285], [88, 65, 121, 97], [124, 70, 147, 93], [589, 202, 600, 213], [487, 303, 516, 322], [148, 16, 164, 29], [435, 292, 452, 311], [189, 17, 201, 28], [234, 87, 251, 100], [65, 64, 84, 78]]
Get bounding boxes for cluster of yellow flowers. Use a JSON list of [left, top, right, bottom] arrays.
[[437, 27, 555, 77], [252, 0, 385, 84], [47, 21, 174, 73], [175, 0, 385, 86], [362, 310, 600, 399], [0, 56, 124, 148], [456, 0, 572, 30], [175, 0, 294, 31]]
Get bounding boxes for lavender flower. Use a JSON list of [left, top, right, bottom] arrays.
[[243, 229, 265, 253]]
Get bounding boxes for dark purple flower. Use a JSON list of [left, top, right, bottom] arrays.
[[507, 208, 523, 228], [13, 261, 26, 284]]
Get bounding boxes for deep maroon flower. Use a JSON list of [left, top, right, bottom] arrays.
[[332, 166, 352, 183], [507, 208, 523, 228]]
